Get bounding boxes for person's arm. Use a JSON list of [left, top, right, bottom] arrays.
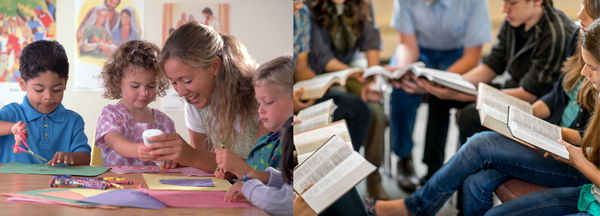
[[502, 87, 538, 104], [294, 52, 316, 82], [394, 33, 419, 69], [560, 128, 582, 146], [0, 120, 14, 136], [445, 46, 482, 74], [366, 49, 379, 68], [246, 169, 273, 185], [102, 131, 147, 158], [547, 141, 600, 186], [147, 132, 217, 172], [531, 99, 551, 119], [324, 58, 351, 72]]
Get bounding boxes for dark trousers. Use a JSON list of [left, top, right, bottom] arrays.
[[316, 90, 370, 151], [319, 187, 368, 216]]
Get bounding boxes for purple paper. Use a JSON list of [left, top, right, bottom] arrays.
[[80, 189, 167, 209], [159, 179, 215, 187]]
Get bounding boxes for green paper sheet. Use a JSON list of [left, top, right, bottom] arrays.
[[0, 161, 109, 176], [16, 188, 102, 206]]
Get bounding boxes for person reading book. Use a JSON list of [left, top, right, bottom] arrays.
[[369, 7, 599, 215], [385, 0, 492, 192], [415, 0, 575, 186]]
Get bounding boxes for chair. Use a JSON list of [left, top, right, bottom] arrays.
[[494, 179, 551, 203], [89, 132, 103, 165]]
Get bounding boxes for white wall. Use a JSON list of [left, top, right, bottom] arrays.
[[57, 0, 292, 145]]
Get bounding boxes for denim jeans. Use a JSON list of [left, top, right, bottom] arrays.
[[404, 131, 590, 216], [486, 186, 581, 216], [389, 47, 463, 158], [316, 90, 370, 151]]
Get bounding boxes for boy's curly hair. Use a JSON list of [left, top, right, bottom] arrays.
[[20, 40, 69, 82], [100, 39, 169, 100]]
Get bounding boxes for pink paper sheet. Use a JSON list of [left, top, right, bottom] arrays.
[[2, 197, 57, 205], [38, 190, 86, 200], [139, 188, 250, 208], [110, 166, 214, 177]]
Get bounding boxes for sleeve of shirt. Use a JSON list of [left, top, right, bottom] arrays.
[[519, 31, 568, 98], [183, 102, 206, 134], [0, 103, 17, 122], [69, 112, 91, 153], [298, 6, 311, 54], [390, 0, 415, 34], [463, 0, 492, 48], [483, 22, 510, 75], [308, 16, 335, 74], [359, 6, 381, 52], [241, 169, 293, 216], [94, 105, 124, 149]]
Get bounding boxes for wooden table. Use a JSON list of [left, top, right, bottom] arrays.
[[0, 165, 268, 215]]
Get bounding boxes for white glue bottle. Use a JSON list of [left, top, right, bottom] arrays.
[[142, 129, 166, 170]]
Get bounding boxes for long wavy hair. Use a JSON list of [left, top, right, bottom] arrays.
[[561, 0, 600, 112], [159, 22, 258, 148], [580, 20, 600, 168], [312, 0, 372, 38]]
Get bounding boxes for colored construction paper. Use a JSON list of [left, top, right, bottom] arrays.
[[14, 188, 103, 207], [159, 179, 215, 187], [143, 173, 231, 191], [69, 189, 115, 198], [80, 189, 167, 209], [110, 166, 214, 176], [2, 197, 57, 205], [140, 188, 250, 208], [0, 161, 109, 176], [38, 190, 86, 200]]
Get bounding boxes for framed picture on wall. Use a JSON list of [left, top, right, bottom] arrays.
[[162, 3, 230, 46]]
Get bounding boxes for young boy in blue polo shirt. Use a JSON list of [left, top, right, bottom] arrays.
[[0, 40, 91, 166]]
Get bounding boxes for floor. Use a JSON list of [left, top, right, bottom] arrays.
[[356, 103, 461, 216]]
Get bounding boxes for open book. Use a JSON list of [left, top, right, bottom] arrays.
[[476, 83, 534, 148], [294, 99, 338, 134], [294, 134, 376, 214], [362, 61, 477, 95], [293, 68, 362, 100], [293, 120, 352, 164], [507, 106, 569, 160]]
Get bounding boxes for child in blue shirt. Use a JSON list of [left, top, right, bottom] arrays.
[[0, 40, 91, 166], [214, 55, 293, 180]]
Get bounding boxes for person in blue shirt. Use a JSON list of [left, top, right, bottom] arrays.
[[387, 0, 492, 192], [0, 40, 91, 166]]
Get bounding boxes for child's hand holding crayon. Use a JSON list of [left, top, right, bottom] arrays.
[[215, 148, 253, 179]]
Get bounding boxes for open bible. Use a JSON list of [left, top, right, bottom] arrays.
[[293, 68, 362, 100], [293, 134, 376, 214], [507, 106, 569, 160], [362, 61, 477, 95], [294, 99, 337, 134], [293, 120, 352, 164], [476, 83, 534, 148]]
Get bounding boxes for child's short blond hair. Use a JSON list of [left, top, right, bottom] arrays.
[[252, 55, 293, 99]]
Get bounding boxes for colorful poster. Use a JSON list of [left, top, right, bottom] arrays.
[[162, 3, 229, 46], [73, 0, 144, 92], [0, 0, 57, 106]]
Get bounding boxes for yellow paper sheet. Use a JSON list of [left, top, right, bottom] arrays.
[[142, 173, 232, 191], [69, 189, 115, 197]]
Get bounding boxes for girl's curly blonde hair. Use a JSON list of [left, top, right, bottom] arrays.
[[100, 39, 170, 100]]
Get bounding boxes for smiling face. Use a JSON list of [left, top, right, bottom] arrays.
[[118, 65, 158, 111], [164, 58, 219, 109], [96, 10, 108, 26], [581, 48, 600, 90], [120, 11, 131, 27], [18, 71, 67, 114], [502, 0, 541, 29], [254, 84, 293, 132]]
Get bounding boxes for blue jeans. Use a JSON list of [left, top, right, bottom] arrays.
[[405, 131, 590, 216], [390, 47, 463, 158], [486, 186, 581, 216]]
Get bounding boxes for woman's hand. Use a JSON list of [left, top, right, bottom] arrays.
[[294, 183, 317, 216], [215, 149, 252, 179], [137, 144, 157, 161], [294, 87, 316, 113], [146, 133, 195, 166], [544, 140, 587, 169]]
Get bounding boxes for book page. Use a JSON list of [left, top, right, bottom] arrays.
[[293, 120, 352, 155], [477, 83, 532, 123], [362, 61, 425, 79], [412, 67, 477, 95], [293, 75, 338, 100], [294, 113, 332, 134], [293, 135, 354, 192], [297, 99, 337, 120], [301, 152, 375, 214], [507, 107, 567, 158]]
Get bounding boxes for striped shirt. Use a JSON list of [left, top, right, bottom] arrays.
[[242, 167, 293, 216], [293, 5, 311, 68]]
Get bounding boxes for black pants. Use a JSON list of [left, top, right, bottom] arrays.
[[316, 90, 370, 151]]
